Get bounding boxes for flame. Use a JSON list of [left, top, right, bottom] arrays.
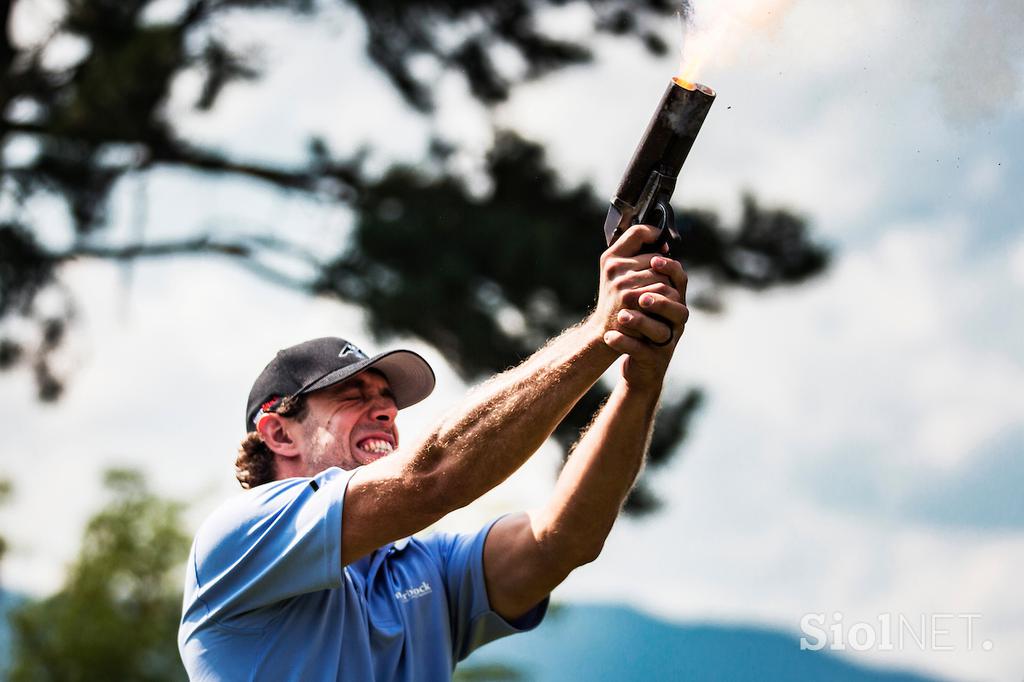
[[676, 0, 796, 85], [676, 9, 733, 86]]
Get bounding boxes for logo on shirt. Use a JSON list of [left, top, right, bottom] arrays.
[[394, 581, 433, 603]]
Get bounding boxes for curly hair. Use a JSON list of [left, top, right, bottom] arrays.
[[234, 394, 309, 489]]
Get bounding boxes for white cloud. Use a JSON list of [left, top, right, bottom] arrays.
[[684, 219, 1023, 469], [929, 0, 1024, 123], [168, 5, 434, 170], [8, 0, 64, 48], [1011, 237, 1024, 286], [965, 154, 1006, 200]]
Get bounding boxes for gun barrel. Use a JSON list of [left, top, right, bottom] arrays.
[[614, 78, 716, 207]]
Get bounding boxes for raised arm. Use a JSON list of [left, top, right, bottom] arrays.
[[481, 254, 688, 619], [341, 225, 677, 565]]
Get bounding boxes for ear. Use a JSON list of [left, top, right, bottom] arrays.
[[257, 414, 301, 459]]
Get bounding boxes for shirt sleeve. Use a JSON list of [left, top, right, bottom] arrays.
[[187, 467, 354, 628], [428, 516, 549, 661]]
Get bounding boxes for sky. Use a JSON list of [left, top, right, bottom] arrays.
[[2, 0, 1023, 680]]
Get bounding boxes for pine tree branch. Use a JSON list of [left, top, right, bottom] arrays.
[[3, 121, 362, 200], [55, 236, 314, 292]]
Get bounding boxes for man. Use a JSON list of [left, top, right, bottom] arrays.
[[178, 225, 689, 680]]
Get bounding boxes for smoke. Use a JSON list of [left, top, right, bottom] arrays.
[[676, 1, 694, 26], [932, 0, 1024, 124], [676, 0, 798, 83], [675, 0, 1023, 123]]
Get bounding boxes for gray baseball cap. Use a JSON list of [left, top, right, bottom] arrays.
[[245, 337, 435, 432]]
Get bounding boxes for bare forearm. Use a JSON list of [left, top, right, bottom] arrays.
[[533, 379, 660, 566], [481, 379, 661, 617], [410, 318, 618, 510]]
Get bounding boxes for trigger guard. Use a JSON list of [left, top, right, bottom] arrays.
[[638, 198, 680, 257]]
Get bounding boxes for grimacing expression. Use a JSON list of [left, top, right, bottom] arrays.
[[298, 370, 399, 470]]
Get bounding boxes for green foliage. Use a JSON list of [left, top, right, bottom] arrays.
[[8, 469, 189, 682], [346, 0, 675, 111]]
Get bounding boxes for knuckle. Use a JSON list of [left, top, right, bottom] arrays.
[[602, 257, 624, 278], [622, 269, 650, 287], [643, 280, 674, 300], [649, 283, 676, 298]]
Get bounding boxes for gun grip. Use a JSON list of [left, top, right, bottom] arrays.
[[638, 197, 681, 259]]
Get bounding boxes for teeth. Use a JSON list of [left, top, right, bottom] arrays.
[[360, 439, 393, 454]]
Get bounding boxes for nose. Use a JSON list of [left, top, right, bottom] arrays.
[[368, 395, 398, 423]]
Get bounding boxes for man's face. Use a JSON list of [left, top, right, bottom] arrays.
[[296, 370, 400, 472]]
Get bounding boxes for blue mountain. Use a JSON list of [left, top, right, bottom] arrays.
[[461, 604, 949, 682]]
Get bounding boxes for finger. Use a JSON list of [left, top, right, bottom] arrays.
[[617, 308, 673, 345], [603, 330, 650, 356], [624, 282, 681, 307], [618, 267, 676, 291], [602, 252, 676, 279], [650, 256, 687, 301], [607, 224, 662, 257], [637, 294, 689, 326]]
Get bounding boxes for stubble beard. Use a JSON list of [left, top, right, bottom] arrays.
[[305, 426, 356, 474]]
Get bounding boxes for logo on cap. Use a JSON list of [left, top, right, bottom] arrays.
[[339, 342, 368, 360]]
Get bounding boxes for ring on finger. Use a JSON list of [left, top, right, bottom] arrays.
[[650, 328, 674, 347]]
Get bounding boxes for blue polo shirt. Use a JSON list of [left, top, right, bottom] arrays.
[[178, 467, 547, 681]]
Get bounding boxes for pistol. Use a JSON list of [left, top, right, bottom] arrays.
[[604, 77, 716, 257]]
